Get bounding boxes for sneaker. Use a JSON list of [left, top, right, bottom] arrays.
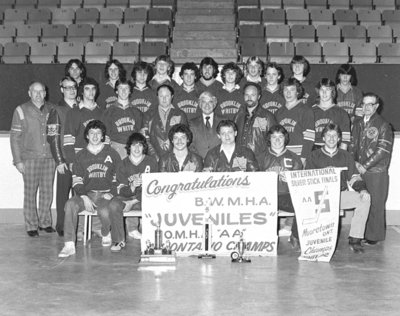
[[111, 241, 126, 252], [128, 229, 142, 239], [58, 242, 76, 258], [102, 233, 112, 247]]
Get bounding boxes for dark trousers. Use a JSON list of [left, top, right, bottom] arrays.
[[363, 171, 389, 242], [279, 193, 299, 239], [55, 169, 72, 233]]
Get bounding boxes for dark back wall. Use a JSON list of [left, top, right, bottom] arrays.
[[0, 64, 399, 131]]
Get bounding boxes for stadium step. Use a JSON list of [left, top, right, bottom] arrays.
[[177, 9, 234, 15], [170, 48, 237, 59], [174, 23, 234, 31], [173, 30, 237, 40], [174, 14, 235, 24], [171, 39, 237, 49], [177, 1, 234, 10]]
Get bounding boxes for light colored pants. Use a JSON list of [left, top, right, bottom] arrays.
[[340, 190, 370, 239]]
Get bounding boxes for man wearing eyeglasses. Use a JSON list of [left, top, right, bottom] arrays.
[[350, 92, 393, 245], [47, 76, 78, 237]]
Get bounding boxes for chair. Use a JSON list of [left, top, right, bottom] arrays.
[[27, 8, 52, 24], [368, 25, 392, 44], [305, 0, 327, 9], [268, 41, 295, 63], [378, 42, 400, 63], [260, 0, 282, 10], [37, 0, 60, 8], [76, 8, 99, 26], [240, 39, 267, 61], [93, 23, 117, 43], [239, 24, 265, 39], [322, 42, 349, 63], [67, 23, 92, 42], [152, 0, 175, 10], [41, 24, 67, 43], [0, 25, 16, 45], [351, 0, 373, 11], [357, 9, 382, 27], [327, 0, 350, 10], [282, 0, 305, 9], [0, 0, 15, 11], [143, 23, 169, 43], [118, 23, 143, 42], [291, 24, 316, 42], [310, 8, 333, 26], [85, 41, 111, 63], [83, 0, 106, 10], [334, 9, 358, 26], [124, 7, 147, 24], [349, 42, 376, 63], [16, 24, 41, 45], [52, 8, 75, 26], [148, 7, 172, 25], [57, 41, 84, 63], [295, 42, 322, 63], [128, 0, 151, 9], [99, 7, 123, 24], [265, 24, 290, 42], [14, 0, 36, 8], [342, 25, 367, 43], [382, 10, 400, 28], [140, 41, 167, 62], [4, 8, 28, 26], [30, 42, 57, 63], [3, 42, 29, 63], [262, 8, 286, 26], [391, 25, 400, 42], [238, 8, 262, 25], [286, 8, 309, 25], [106, 0, 129, 9], [316, 25, 341, 43], [373, 0, 395, 12], [113, 41, 139, 63], [60, 0, 82, 8]]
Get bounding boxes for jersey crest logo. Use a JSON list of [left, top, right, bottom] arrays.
[[104, 155, 113, 163], [366, 127, 378, 140]]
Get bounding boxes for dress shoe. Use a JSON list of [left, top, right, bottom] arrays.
[[349, 237, 364, 254], [363, 239, 379, 246], [39, 226, 56, 233], [27, 230, 39, 237]]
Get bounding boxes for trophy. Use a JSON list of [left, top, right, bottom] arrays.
[[231, 231, 251, 263], [198, 207, 216, 259]]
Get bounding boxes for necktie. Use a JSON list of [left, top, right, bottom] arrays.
[[205, 116, 211, 129]]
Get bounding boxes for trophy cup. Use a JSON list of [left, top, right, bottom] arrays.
[[231, 231, 251, 263], [198, 207, 216, 259]]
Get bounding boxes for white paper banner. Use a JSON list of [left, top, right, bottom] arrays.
[[141, 172, 278, 256], [286, 168, 342, 262]]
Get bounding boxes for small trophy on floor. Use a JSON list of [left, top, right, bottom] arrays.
[[231, 231, 251, 263], [198, 207, 216, 259]]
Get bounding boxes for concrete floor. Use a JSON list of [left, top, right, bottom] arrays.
[[1, 224, 399, 316]]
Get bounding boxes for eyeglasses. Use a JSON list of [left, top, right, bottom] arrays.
[[63, 86, 77, 91], [361, 102, 376, 107]]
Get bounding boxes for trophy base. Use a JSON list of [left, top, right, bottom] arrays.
[[231, 257, 251, 263], [198, 253, 216, 259], [139, 251, 176, 264]]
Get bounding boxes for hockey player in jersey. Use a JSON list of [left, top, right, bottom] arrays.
[[259, 125, 303, 249], [275, 78, 315, 165], [260, 62, 285, 115], [108, 133, 158, 250], [102, 79, 143, 159], [174, 62, 201, 120], [65, 59, 86, 88], [204, 120, 259, 172], [289, 55, 317, 107], [145, 84, 188, 160], [148, 55, 179, 91], [98, 59, 126, 110], [215, 62, 244, 121], [312, 78, 351, 150], [233, 83, 276, 164], [350, 93, 393, 245], [239, 56, 266, 89], [58, 120, 121, 257], [159, 124, 204, 172], [130, 61, 157, 116], [196, 57, 223, 96], [335, 64, 363, 122], [308, 123, 371, 253]]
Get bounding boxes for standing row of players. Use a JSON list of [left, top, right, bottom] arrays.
[[10, 55, 393, 258]]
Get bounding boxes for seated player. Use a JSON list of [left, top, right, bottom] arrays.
[[204, 120, 259, 172], [307, 123, 371, 253], [58, 120, 121, 257], [259, 125, 303, 249], [159, 124, 204, 172], [260, 62, 285, 115], [174, 62, 201, 120], [239, 56, 266, 88], [108, 133, 158, 250]]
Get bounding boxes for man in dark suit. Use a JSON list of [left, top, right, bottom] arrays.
[[189, 91, 223, 159]]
